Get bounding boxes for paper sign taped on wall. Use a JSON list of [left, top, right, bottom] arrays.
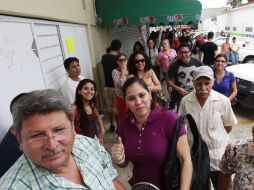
[[66, 37, 74, 54]]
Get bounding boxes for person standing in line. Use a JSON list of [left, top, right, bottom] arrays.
[[221, 37, 231, 61], [112, 53, 129, 122], [213, 54, 237, 101], [71, 79, 106, 144], [200, 32, 218, 67], [178, 66, 237, 190], [230, 37, 240, 65], [101, 39, 121, 132], [218, 126, 254, 190], [156, 38, 177, 81], [133, 41, 144, 53], [0, 93, 26, 178], [140, 25, 162, 80], [0, 89, 126, 190], [167, 43, 203, 110], [193, 33, 205, 61], [111, 77, 192, 190], [128, 51, 162, 93], [60, 57, 84, 105], [179, 29, 191, 45]]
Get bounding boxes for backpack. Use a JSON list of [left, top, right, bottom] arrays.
[[163, 114, 210, 190]]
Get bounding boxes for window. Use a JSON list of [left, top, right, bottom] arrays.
[[246, 27, 253, 32], [233, 27, 237, 31], [225, 26, 230, 31]]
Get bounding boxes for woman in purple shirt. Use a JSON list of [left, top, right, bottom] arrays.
[[111, 77, 192, 190]]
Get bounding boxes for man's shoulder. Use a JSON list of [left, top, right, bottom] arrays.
[[101, 54, 117, 63], [190, 58, 203, 66], [73, 135, 100, 155], [0, 155, 31, 188]]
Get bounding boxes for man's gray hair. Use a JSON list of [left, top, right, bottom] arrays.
[[12, 89, 73, 136]]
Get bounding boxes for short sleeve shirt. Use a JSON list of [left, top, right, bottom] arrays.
[[157, 49, 177, 72], [168, 58, 203, 95], [220, 140, 254, 190], [213, 70, 236, 97], [178, 90, 237, 171], [0, 135, 117, 190], [200, 42, 218, 66], [101, 54, 118, 87], [60, 75, 84, 105], [118, 106, 186, 190]]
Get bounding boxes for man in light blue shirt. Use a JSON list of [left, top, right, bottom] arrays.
[[0, 89, 125, 190]]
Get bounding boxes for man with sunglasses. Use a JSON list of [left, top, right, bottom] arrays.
[[0, 89, 126, 190], [167, 43, 203, 110]]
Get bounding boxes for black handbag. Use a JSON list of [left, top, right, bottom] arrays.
[[163, 114, 210, 190]]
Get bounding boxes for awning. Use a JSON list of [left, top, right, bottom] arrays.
[[95, 0, 202, 27]]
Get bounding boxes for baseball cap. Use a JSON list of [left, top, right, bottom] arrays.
[[193, 66, 214, 81]]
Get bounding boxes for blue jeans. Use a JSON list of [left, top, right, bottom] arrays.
[[230, 52, 239, 64]]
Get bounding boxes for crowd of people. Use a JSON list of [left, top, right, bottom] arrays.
[[0, 27, 253, 190]]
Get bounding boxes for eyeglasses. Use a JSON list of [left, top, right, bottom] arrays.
[[179, 51, 190, 54], [23, 125, 72, 148], [215, 59, 226, 63], [135, 59, 145, 64], [118, 58, 127, 62]]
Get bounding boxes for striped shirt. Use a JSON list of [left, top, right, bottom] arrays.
[[0, 135, 117, 190]]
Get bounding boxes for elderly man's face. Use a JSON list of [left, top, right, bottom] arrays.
[[19, 111, 75, 173], [194, 77, 214, 100]]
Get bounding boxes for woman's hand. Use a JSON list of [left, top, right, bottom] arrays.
[[111, 137, 125, 164]]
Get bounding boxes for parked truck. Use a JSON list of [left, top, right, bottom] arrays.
[[203, 3, 254, 63]]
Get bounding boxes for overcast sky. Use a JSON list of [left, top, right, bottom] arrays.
[[199, 0, 227, 8]]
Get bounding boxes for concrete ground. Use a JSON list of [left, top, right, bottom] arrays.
[[103, 105, 254, 190]]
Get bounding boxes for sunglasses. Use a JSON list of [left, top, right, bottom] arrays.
[[118, 58, 127, 62], [135, 59, 145, 64]]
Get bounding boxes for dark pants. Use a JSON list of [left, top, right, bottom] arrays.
[[210, 171, 220, 190]]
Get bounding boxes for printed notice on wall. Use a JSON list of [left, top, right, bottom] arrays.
[[66, 37, 74, 54]]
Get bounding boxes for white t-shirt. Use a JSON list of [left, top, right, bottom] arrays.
[[59, 75, 84, 105]]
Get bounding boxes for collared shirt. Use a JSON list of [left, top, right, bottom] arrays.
[[220, 140, 254, 190], [60, 75, 84, 105], [0, 135, 117, 190], [118, 106, 186, 190], [178, 90, 237, 171]]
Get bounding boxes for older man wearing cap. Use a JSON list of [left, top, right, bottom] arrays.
[[178, 66, 237, 190]]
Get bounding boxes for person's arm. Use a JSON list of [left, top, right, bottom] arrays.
[[93, 107, 106, 144], [71, 104, 77, 122], [155, 26, 163, 49], [176, 135, 193, 190], [167, 78, 188, 97], [140, 25, 149, 53], [155, 54, 161, 66], [228, 81, 237, 101], [113, 178, 127, 190], [149, 70, 162, 92]]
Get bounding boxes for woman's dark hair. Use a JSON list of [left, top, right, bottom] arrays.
[[215, 53, 228, 62], [117, 53, 127, 60], [133, 41, 144, 53], [75, 79, 96, 131], [127, 51, 152, 77], [122, 77, 156, 109]]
